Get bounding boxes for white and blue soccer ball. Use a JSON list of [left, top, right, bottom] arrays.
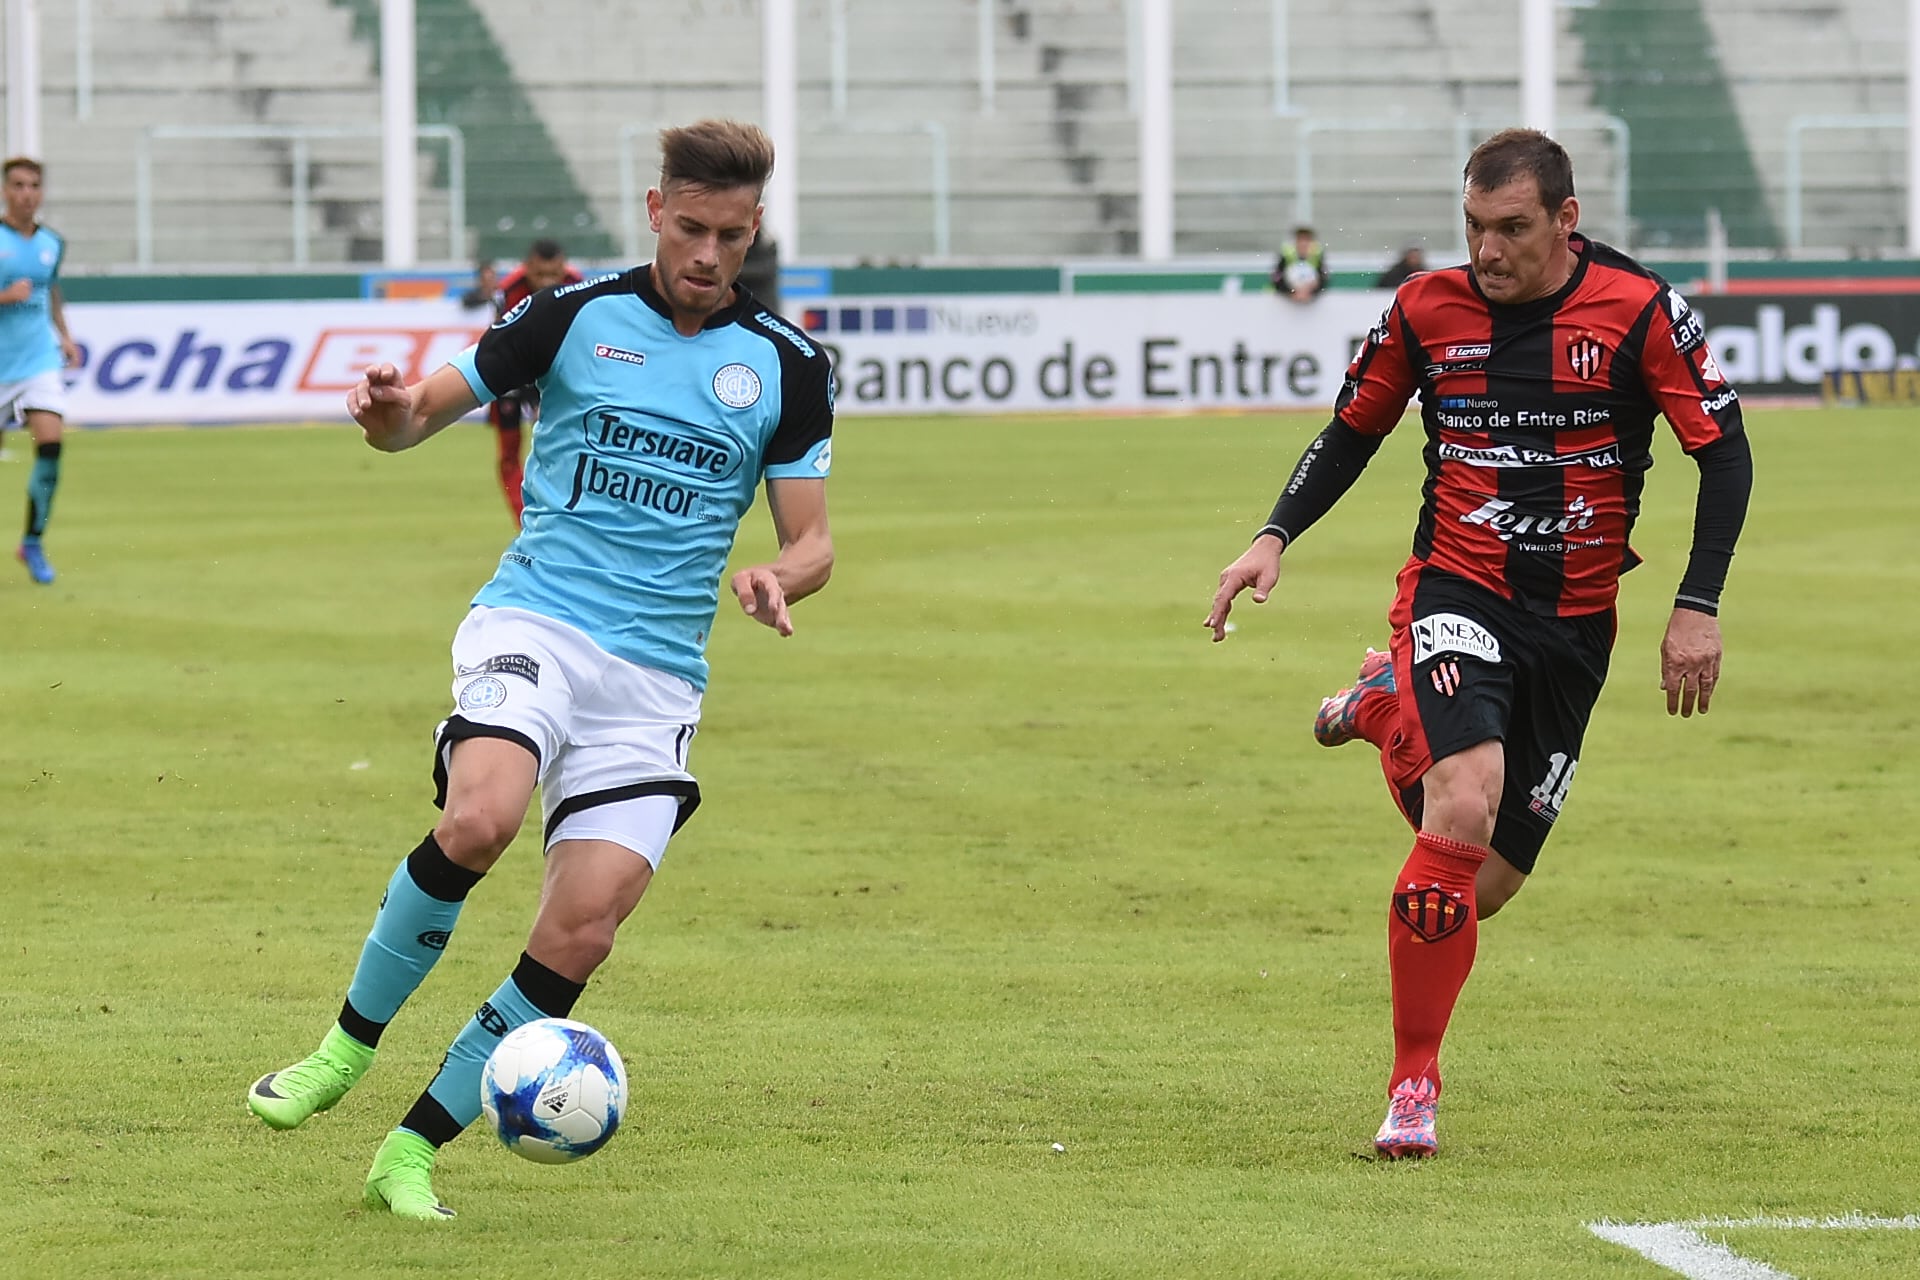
[[480, 1017, 628, 1165]]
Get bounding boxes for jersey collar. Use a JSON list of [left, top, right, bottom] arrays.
[[633, 264, 751, 331]]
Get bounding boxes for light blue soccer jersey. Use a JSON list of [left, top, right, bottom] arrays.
[[449, 267, 834, 690], [0, 221, 66, 382]]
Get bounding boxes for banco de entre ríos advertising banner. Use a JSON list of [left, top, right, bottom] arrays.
[[796, 292, 1384, 414], [62, 288, 1915, 426]]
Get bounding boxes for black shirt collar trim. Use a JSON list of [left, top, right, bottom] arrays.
[[631, 264, 752, 331]]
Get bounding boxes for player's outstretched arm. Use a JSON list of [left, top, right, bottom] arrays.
[[1660, 607, 1723, 718], [732, 477, 833, 637], [1204, 533, 1283, 642], [350, 363, 480, 453]]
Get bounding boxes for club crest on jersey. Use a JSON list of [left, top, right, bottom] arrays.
[[713, 363, 762, 409], [1393, 884, 1470, 942], [457, 676, 509, 712], [492, 297, 531, 329], [1567, 333, 1605, 380]]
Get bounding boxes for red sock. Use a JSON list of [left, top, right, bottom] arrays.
[[495, 427, 525, 525], [1353, 686, 1398, 750], [1387, 831, 1488, 1095]]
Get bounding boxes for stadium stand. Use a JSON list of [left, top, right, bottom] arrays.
[[19, 0, 1912, 267], [35, 0, 460, 266]]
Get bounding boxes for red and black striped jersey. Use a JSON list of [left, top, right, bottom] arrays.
[[1334, 234, 1744, 617]]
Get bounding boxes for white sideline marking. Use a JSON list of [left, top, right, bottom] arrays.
[[1587, 1215, 1920, 1278]]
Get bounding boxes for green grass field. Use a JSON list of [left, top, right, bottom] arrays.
[[2, 408, 1915, 1278]]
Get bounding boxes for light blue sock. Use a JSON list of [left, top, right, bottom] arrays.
[[340, 834, 483, 1046], [404, 952, 586, 1143]]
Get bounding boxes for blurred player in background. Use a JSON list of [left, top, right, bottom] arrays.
[[0, 157, 81, 584], [1270, 225, 1329, 303], [1206, 129, 1753, 1160], [245, 120, 836, 1220], [488, 239, 583, 525]]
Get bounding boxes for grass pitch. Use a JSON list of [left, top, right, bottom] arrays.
[[1, 408, 1915, 1278]]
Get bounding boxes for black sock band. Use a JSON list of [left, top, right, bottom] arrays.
[[399, 1094, 465, 1148], [337, 999, 386, 1048], [36, 440, 60, 460], [512, 951, 586, 1018], [405, 832, 484, 902]]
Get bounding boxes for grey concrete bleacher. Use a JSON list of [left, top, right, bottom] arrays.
[[34, 0, 452, 268], [1703, 0, 1910, 250], [18, 0, 1905, 268]]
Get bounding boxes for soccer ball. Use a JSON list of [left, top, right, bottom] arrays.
[[480, 1017, 628, 1164]]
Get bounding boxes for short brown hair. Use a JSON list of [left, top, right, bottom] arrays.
[[1464, 128, 1575, 212], [3, 156, 43, 180], [658, 120, 775, 195]]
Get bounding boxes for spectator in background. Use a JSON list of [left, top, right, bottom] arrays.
[[1375, 244, 1427, 290], [459, 258, 500, 312], [488, 240, 584, 525], [1271, 225, 1329, 303]]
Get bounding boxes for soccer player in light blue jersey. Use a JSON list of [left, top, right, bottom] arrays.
[[246, 120, 836, 1220], [0, 157, 81, 585]]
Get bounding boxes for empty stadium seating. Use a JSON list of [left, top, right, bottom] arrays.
[[14, 0, 1911, 269]]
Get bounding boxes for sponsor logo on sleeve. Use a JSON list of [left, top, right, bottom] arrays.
[[1701, 386, 1739, 414], [754, 310, 816, 357], [1410, 612, 1503, 666], [1668, 290, 1706, 354]]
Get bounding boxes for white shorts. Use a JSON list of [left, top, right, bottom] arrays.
[[0, 369, 68, 423], [433, 605, 702, 866]]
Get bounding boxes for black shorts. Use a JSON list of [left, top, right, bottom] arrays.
[[1384, 568, 1614, 874]]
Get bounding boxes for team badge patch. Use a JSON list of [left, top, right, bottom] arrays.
[[713, 363, 762, 408], [1429, 660, 1462, 697], [1567, 333, 1605, 380], [1393, 884, 1470, 942], [457, 675, 509, 712]]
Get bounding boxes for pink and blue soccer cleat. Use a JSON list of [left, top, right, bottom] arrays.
[[17, 540, 54, 585], [1373, 1076, 1439, 1159], [1313, 648, 1395, 747]]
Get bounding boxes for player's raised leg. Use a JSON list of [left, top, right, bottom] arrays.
[[247, 737, 535, 1129], [1313, 647, 1398, 748], [366, 801, 672, 1220]]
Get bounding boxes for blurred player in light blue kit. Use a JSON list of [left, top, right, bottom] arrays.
[[0, 157, 82, 584], [244, 120, 837, 1219]]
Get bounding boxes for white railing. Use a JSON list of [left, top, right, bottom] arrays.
[[1783, 113, 1908, 250], [617, 119, 951, 261], [1290, 114, 1633, 249], [133, 123, 466, 267]]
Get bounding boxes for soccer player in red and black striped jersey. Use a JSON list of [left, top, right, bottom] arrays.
[[1204, 129, 1753, 1159], [489, 240, 584, 524]]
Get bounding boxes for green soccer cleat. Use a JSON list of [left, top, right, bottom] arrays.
[[247, 1025, 375, 1130], [364, 1129, 455, 1220]]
